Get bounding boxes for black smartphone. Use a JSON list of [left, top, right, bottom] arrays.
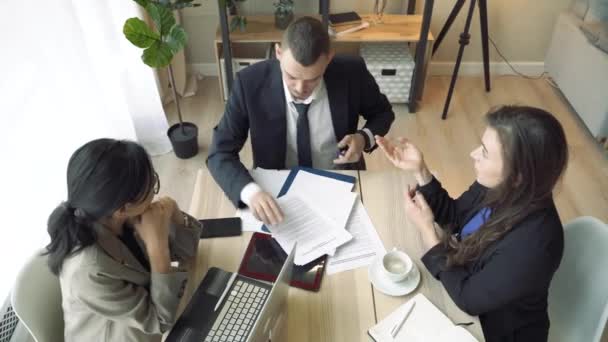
[[199, 217, 242, 239]]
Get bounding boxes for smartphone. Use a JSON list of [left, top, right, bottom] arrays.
[[199, 217, 242, 239]]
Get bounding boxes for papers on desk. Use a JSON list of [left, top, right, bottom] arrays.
[[269, 194, 355, 265], [326, 199, 386, 275], [368, 294, 478, 342], [286, 169, 357, 256], [236, 167, 386, 272], [236, 168, 289, 232]]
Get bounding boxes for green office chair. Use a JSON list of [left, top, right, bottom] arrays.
[[548, 216, 608, 342], [11, 249, 64, 342]]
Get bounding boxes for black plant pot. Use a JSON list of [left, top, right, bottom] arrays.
[[167, 122, 199, 159], [275, 12, 294, 30]]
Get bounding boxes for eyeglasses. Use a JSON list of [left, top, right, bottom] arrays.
[[153, 171, 160, 194]]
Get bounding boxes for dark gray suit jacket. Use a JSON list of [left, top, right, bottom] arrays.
[[207, 55, 394, 208]]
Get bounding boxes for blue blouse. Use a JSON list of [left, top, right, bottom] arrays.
[[460, 207, 491, 239]]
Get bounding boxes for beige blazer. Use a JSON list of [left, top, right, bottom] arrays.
[[59, 213, 202, 342]]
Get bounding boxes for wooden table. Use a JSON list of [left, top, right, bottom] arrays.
[[176, 169, 482, 341], [180, 169, 376, 342], [359, 170, 483, 341]]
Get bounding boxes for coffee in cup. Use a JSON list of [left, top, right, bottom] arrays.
[[381, 248, 413, 283]]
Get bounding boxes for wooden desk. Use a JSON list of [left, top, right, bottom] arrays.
[[359, 170, 484, 341], [177, 169, 483, 340], [181, 169, 376, 341]]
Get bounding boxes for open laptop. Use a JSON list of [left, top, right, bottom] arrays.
[[166, 244, 295, 342]]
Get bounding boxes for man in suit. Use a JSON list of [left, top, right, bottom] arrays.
[[207, 16, 394, 225]]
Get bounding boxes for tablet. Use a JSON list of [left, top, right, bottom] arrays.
[[238, 232, 326, 291]]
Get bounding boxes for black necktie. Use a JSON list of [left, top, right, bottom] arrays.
[[293, 102, 312, 167]]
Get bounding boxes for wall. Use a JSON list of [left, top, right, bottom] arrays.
[[181, 0, 572, 72]]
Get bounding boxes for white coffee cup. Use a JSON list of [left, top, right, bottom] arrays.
[[381, 248, 413, 283]]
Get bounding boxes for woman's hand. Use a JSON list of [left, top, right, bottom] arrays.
[[403, 186, 440, 250], [134, 201, 173, 273], [157, 196, 184, 226], [376, 136, 425, 171], [134, 201, 171, 249], [376, 136, 433, 186]]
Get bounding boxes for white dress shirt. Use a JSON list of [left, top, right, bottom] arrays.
[[240, 77, 374, 205]]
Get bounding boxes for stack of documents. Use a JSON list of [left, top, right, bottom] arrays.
[[326, 199, 386, 274], [266, 168, 357, 265], [236, 168, 385, 271]]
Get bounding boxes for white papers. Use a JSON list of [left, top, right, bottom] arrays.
[[368, 294, 478, 342], [268, 195, 353, 265], [236, 168, 386, 271], [250, 168, 290, 197], [287, 170, 356, 230], [236, 168, 289, 232], [326, 199, 386, 275]]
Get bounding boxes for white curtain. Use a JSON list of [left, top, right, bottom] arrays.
[[0, 0, 173, 299]]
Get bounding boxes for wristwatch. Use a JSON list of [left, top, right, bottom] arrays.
[[356, 129, 371, 151]]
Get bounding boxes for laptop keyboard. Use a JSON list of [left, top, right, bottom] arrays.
[[204, 279, 269, 342]]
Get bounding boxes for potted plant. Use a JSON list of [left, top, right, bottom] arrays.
[[222, 0, 248, 32], [123, 0, 200, 159], [274, 0, 294, 30]]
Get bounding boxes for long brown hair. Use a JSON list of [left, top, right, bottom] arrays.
[[442, 106, 569, 267]]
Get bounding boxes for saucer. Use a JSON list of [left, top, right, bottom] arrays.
[[368, 255, 421, 297]]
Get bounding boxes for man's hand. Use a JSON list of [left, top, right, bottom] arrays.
[[333, 133, 365, 165], [250, 191, 284, 225]]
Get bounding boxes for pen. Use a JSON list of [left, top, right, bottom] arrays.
[[390, 301, 416, 338]]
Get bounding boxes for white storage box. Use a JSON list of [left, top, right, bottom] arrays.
[[360, 43, 415, 103], [219, 44, 273, 101]]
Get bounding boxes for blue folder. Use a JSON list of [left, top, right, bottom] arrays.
[[261, 167, 357, 232]]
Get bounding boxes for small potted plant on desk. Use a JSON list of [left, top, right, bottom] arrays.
[[274, 0, 294, 30], [123, 0, 200, 159]]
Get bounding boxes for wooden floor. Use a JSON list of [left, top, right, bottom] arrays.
[[154, 75, 608, 341], [154, 75, 607, 224]]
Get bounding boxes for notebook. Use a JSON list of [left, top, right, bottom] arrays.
[[368, 294, 478, 342]]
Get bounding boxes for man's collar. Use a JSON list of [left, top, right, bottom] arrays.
[[282, 77, 324, 105]]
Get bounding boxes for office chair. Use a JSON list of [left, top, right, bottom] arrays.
[[548, 216, 608, 342], [11, 249, 64, 342]]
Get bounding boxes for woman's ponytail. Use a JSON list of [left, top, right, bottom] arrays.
[[44, 202, 96, 275]]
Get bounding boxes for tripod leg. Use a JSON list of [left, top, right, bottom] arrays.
[[479, 0, 491, 91], [441, 0, 478, 120], [432, 0, 466, 56]]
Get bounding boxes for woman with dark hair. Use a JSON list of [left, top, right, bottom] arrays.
[[376, 106, 568, 342], [45, 138, 201, 342]]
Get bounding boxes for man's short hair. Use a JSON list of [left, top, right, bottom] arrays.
[[281, 17, 331, 66]]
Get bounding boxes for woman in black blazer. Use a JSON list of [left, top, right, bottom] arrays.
[[376, 106, 569, 342]]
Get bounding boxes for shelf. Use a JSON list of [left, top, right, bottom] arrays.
[[215, 14, 434, 43], [214, 0, 436, 112]]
